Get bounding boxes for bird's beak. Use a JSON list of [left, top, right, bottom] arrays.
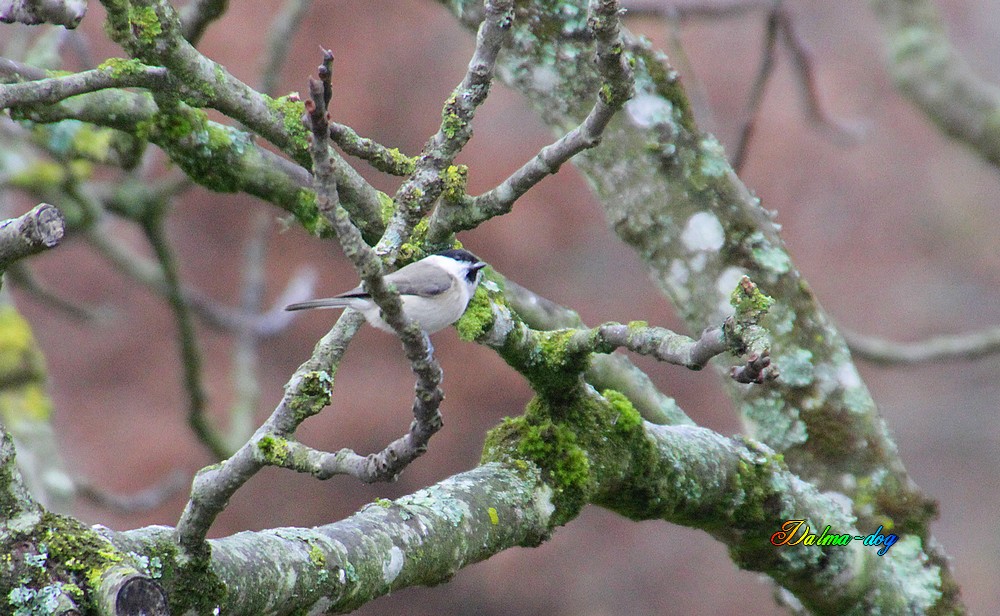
[[472, 262, 487, 272]]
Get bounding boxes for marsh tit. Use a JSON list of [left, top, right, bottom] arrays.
[[285, 249, 487, 333]]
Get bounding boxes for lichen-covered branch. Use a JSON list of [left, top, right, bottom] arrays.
[[456, 272, 773, 400], [0, 62, 167, 109], [430, 0, 634, 241], [174, 311, 363, 554], [502, 277, 692, 425], [440, 0, 960, 611], [375, 0, 513, 254]]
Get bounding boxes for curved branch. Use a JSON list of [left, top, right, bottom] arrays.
[[0, 64, 168, 109], [873, 0, 1000, 166]]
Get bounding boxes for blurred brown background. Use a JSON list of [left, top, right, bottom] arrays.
[[8, 0, 1000, 614]]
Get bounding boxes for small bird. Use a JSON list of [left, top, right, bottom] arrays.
[[285, 249, 487, 334]]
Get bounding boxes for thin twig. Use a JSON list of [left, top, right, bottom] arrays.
[[227, 209, 270, 450], [380, 0, 514, 253], [85, 221, 310, 337], [179, 0, 230, 46], [140, 215, 229, 460], [845, 326, 1000, 365], [6, 263, 108, 322], [329, 122, 417, 177], [77, 470, 188, 514], [624, 0, 772, 21], [259, 0, 313, 97], [731, 2, 780, 173]]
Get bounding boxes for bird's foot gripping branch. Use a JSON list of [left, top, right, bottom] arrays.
[[463, 273, 778, 526]]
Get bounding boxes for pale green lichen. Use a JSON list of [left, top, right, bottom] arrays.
[[256, 435, 290, 465], [878, 535, 943, 612], [97, 57, 148, 78], [264, 95, 310, 156], [744, 395, 808, 450], [776, 348, 815, 388], [440, 164, 468, 203], [455, 277, 500, 342], [287, 370, 333, 420]]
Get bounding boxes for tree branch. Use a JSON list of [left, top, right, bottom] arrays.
[[0, 0, 86, 28], [0, 203, 65, 270], [0, 63, 169, 109], [430, 0, 634, 240], [873, 0, 1000, 167], [845, 325, 1000, 365], [304, 55, 445, 481]]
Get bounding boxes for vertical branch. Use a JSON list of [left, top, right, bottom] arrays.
[[140, 214, 229, 460], [304, 54, 445, 478]]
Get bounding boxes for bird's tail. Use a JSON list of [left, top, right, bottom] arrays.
[[284, 298, 352, 311]]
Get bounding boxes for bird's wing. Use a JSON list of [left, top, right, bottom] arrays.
[[383, 259, 455, 297]]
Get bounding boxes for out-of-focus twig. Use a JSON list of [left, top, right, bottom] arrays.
[[77, 469, 188, 514], [179, 0, 230, 46], [140, 214, 228, 460], [227, 209, 270, 450], [6, 262, 109, 322], [845, 326, 1000, 365], [0, 0, 87, 28], [259, 0, 313, 97]]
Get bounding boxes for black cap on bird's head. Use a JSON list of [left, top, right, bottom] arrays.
[[437, 248, 482, 266]]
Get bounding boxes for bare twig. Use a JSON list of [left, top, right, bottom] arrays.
[[624, 0, 772, 21], [259, 0, 313, 97], [179, 0, 230, 46], [85, 220, 310, 337], [730, 3, 780, 173], [227, 210, 270, 450], [776, 8, 863, 145], [140, 215, 229, 460], [845, 326, 1000, 365], [77, 470, 188, 514], [6, 263, 108, 322]]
